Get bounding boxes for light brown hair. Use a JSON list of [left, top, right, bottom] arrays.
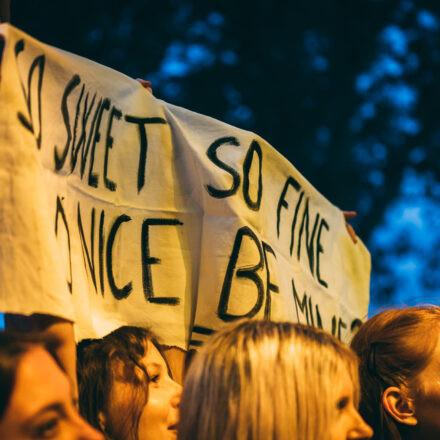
[[350, 306, 440, 440], [179, 319, 360, 440]]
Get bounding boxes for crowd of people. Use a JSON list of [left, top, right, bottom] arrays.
[[0, 306, 439, 439], [1, 4, 439, 440]]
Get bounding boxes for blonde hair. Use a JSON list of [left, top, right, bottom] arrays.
[[179, 319, 359, 440], [350, 306, 440, 440]]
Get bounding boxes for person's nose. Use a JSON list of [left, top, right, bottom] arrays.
[[170, 379, 182, 409], [347, 409, 373, 439]]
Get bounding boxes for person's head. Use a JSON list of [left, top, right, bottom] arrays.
[[77, 326, 181, 440], [350, 306, 440, 440], [0, 330, 103, 440], [179, 319, 372, 440]]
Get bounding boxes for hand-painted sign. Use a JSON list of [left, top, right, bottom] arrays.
[[0, 25, 370, 347]]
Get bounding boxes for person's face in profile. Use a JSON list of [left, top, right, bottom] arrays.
[[0, 347, 103, 440], [329, 364, 373, 440], [137, 342, 181, 440], [108, 341, 181, 440]]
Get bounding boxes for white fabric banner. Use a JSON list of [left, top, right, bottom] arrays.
[[0, 24, 370, 347]]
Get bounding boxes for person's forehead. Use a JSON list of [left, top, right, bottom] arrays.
[[333, 363, 354, 396], [142, 342, 166, 366], [8, 347, 70, 419]]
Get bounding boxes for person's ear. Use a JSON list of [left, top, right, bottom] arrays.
[[382, 386, 418, 426]]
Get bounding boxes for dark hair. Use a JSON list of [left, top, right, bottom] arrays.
[[0, 330, 61, 419], [350, 306, 440, 440], [77, 326, 163, 440]]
